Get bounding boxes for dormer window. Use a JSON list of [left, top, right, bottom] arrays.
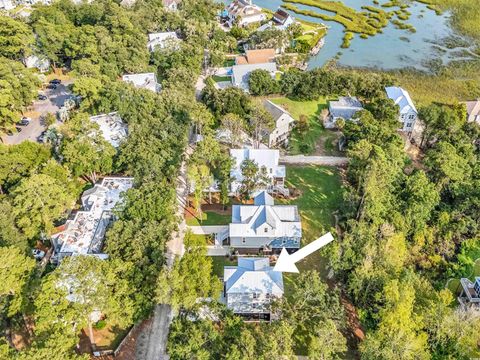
[[264, 227, 268, 233]]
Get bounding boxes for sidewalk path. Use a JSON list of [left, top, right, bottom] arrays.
[[280, 155, 348, 166], [188, 225, 228, 235], [137, 144, 194, 360]]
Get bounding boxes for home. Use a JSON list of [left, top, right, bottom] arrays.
[[325, 96, 363, 128], [23, 55, 50, 73], [457, 277, 480, 310], [230, 148, 285, 194], [224, 257, 284, 321], [147, 32, 180, 52], [272, 8, 295, 29], [89, 112, 128, 148], [0, 0, 14, 10], [231, 62, 277, 91], [224, 0, 267, 28], [262, 100, 295, 146], [162, 0, 180, 11], [51, 177, 134, 263], [224, 190, 301, 251], [463, 99, 480, 125], [235, 48, 276, 65], [385, 86, 418, 132], [122, 73, 161, 93]]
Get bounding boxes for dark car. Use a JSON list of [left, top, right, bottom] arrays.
[[46, 84, 57, 90], [37, 131, 47, 143], [38, 94, 48, 101], [49, 79, 61, 85], [16, 119, 30, 126], [15, 127, 22, 133]]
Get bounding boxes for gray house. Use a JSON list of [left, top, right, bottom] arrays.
[[385, 86, 418, 133], [263, 100, 295, 147], [224, 257, 284, 320], [325, 96, 363, 128], [458, 277, 480, 310], [225, 191, 301, 252]]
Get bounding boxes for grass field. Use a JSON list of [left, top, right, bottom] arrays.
[[211, 256, 237, 278], [269, 96, 341, 155], [186, 211, 231, 226], [279, 165, 344, 273]]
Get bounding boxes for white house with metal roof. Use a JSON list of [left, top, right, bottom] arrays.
[[224, 191, 301, 251], [224, 257, 283, 320], [0, 0, 14, 10], [326, 96, 363, 128], [51, 177, 133, 263], [122, 73, 161, 93], [147, 32, 180, 52], [231, 62, 277, 92], [262, 100, 295, 147], [90, 112, 128, 148], [224, 0, 267, 28], [464, 99, 480, 125], [230, 148, 285, 194], [385, 86, 418, 132]]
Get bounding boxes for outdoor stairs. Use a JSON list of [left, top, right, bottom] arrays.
[[270, 185, 290, 198], [215, 227, 230, 245]]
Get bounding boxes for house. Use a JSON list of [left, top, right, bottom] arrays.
[[235, 49, 276, 65], [458, 277, 480, 310], [23, 55, 50, 73], [224, 257, 283, 320], [89, 112, 128, 148], [224, 0, 267, 28], [122, 73, 161, 93], [225, 191, 301, 251], [385, 86, 418, 132], [147, 32, 180, 52], [0, 0, 14, 10], [272, 8, 295, 29], [162, 0, 180, 11], [231, 62, 277, 91], [51, 177, 133, 263], [464, 100, 480, 125], [230, 148, 285, 194], [262, 100, 295, 146], [325, 96, 363, 128]]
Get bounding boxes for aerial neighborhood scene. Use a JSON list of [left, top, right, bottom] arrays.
[[1, 0, 480, 359]]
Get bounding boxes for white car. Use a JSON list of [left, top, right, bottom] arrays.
[[32, 249, 46, 260]]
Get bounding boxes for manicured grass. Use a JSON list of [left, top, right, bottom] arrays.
[[186, 211, 231, 226], [212, 75, 232, 83], [279, 165, 344, 274], [269, 96, 337, 155]]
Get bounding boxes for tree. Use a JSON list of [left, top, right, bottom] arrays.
[[248, 69, 279, 96], [425, 141, 471, 187], [189, 102, 214, 136], [187, 163, 212, 217], [71, 77, 104, 111], [238, 159, 269, 199], [34, 256, 135, 346], [248, 105, 274, 149], [0, 16, 34, 59], [309, 319, 347, 360], [0, 246, 35, 318], [156, 232, 221, 310], [12, 174, 75, 238], [221, 113, 245, 147], [0, 199, 28, 252]]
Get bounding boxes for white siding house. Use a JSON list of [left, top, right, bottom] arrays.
[[385, 86, 418, 132], [224, 257, 283, 320], [227, 191, 301, 250], [122, 73, 161, 93], [0, 0, 14, 10], [230, 148, 285, 193], [224, 0, 267, 28], [464, 100, 480, 125], [147, 32, 180, 52], [231, 62, 277, 92], [262, 100, 295, 147]]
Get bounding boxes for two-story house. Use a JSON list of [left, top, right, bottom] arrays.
[[224, 257, 284, 321], [224, 191, 301, 252], [385, 86, 418, 133], [224, 0, 267, 28], [262, 100, 295, 146], [230, 148, 286, 194]]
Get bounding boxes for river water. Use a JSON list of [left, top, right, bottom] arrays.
[[244, 0, 476, 70]]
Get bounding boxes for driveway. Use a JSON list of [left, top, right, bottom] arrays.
[[2, 81, 73, 145], [188, 225, 229, 235], [280, 155, 349, 166]]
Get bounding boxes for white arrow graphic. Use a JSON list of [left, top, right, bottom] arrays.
[[273, 232, 335, 273]]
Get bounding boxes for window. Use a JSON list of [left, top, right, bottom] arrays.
[[282, 239, 286, 245], [264, 227, 268, 233], [242, 237, 246, 244], [406, 123, 412, 128], [253, 293, 259, 299], [408, 114, 415, 120], [269, 168, 273, 174]]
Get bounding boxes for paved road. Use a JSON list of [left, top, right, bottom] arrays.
[[280, 155, 349, 166], [2, 81, 73, 145], [139, 145, 194, 360]]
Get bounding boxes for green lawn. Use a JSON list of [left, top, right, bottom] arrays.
[[212, 75, 232, 83], [269, 96, 339, 155], [186, 211, 231, 226], [279, 165, 344, 274], [211, 256, 237, 278]]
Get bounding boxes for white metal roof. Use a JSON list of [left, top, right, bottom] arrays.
[[89, 112, 128, 148], [147, 32, 180, 51], [385, 86, 417, 114], [231, 62, 277, 90], [122, 73, 160, 93], [230, 148, 285, 181]]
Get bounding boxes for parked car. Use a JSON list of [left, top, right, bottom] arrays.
[[32, 249, 46, 260], [49, 79, 61, 85], [15, 126, 22, 133], [38, 94, 48, 101], [37, 131, 47, 143], [17, 117, 31, 126], [46, 84, 57, 90]]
